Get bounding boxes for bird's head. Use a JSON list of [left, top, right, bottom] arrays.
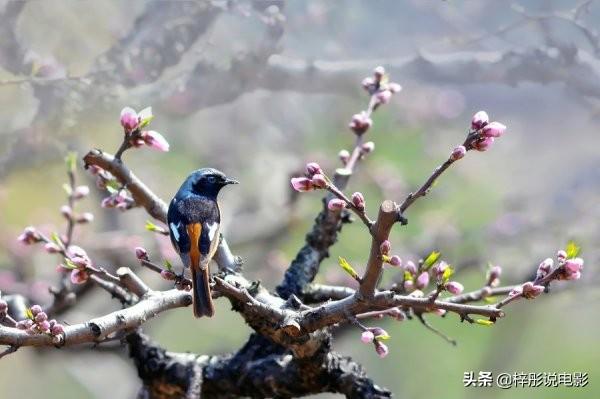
[[183, 168, 238, 198]]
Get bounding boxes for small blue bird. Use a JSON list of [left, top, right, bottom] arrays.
[[167, 168, 238, 317]]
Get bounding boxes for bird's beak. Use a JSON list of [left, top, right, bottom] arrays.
[[225, 177, 239, 185]]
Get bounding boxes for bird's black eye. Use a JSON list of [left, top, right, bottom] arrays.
[[207, 176, 217, 184]]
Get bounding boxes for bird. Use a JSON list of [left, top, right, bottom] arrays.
[[167, 168, 238, 317]]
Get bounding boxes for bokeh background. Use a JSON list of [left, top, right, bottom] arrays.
[[0, 1, 599, 398]]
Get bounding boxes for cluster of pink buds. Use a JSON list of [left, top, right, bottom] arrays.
[[562, 257, 583, 281], [57, 245, 92, 285], [349, 111, 372, 135], [379, 240, 402, 267], [361, 66, 402, 107], [469, 111, 507, 152], [101, 190, 134, 210], [120, 107, 169, 152], [16, 305, 65, 340], [17, 226, 41, 245], [291, 162, 329, 192], [359, 327, 390, 358]]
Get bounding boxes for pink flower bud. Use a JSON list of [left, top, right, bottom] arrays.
[[349, 112, 372, 135], [564, 258, 583, 274], [327, 198, 346, 211], [18, 226, 39, 245], [473, 136, 494, 152], [361, 141, 375, 154], [311, 174, 327, 189], [135, 247, 148, 260], [305, 162, 322, 177], [432, 261, 449, 277], [389, 255, 402, 267], [30, 305, 43, 316], [374, 341, 389, 358], [450, 145, 466, 161], [38, 320, 51, 332], [60, 205, 72, 218], [482, 121, 506, 138], [361, 330, 375, 344], [403, 279, 414, 292], [77, 212, 94, 224], [362, 76, 375, 91], [73, 185, 90, 199], [471, 110, 489, 130], [445, 281, 464, 295], [489, 265, 502, 280], [379, 240, 391, 255], [387, 307, 405, 321], [521, 281, 545, 298], [416, 272, 430, 289], [536, 258, 553, 278], [51, 323, 65, 336], [556, 250, 567, 261], [338, 149, 350, 163], [373, 66, 385, 81], [35, 312, 48, 323], [375, 89, 392, 105], [291, 177, 314, 192], [404, 261, 417, 275], [351, 192, 365, 211], [44, 243, 61, 254], [142, 131, 170, 152], [70, 269, 89, 285], [160, 270, 176, 281], [120, 107, 139, 132]]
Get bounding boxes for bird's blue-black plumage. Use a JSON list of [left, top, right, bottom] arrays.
[[166, 168, 237, 318]]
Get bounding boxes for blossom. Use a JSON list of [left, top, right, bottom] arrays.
[[389, 255, 402, 267], [305, 162, 322, 177], [450, 145, 466, 161], [73, 185, 90, 199], [374, 341, 389, 358], [338, 150, 350, 163], [536, 258, 554, 279], [351, 192, 366, 211], [361, 330, 375, 344], [556, 250, 567, 261], [77, 212, 94, 224], [445, 281, 464, 295], [415, 272, 429, 289], [135, 247, 148, 260], [311, 174, 327, 189], [327, 198, 346, 211], [120, 107, 139, 132], [349, 112, 372, 135], [142, 131, 169, 152], [361, 141, 375, 153], [521, 281, 545, 299], [18, 226, 39, 245], [160, 270, 177, 281], [44, 243, 61, 254], [473, 136, 495, 152], [30, 305, 43, 316], [70, 269, 89, 285], [471, 111, 489, 130], [379, 240, 391, 255], [404, 260, 417, 275], [290, 177, 314, 192], [482, 121, 507, 138]]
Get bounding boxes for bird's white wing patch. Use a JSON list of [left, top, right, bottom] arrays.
[[207, 222, 219, 242], [170, 222, 181, 241]]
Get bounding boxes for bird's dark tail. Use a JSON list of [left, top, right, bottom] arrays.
[[191, 266, 214, 318]]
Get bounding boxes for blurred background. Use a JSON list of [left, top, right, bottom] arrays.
[[0, 1, 598, 398]]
